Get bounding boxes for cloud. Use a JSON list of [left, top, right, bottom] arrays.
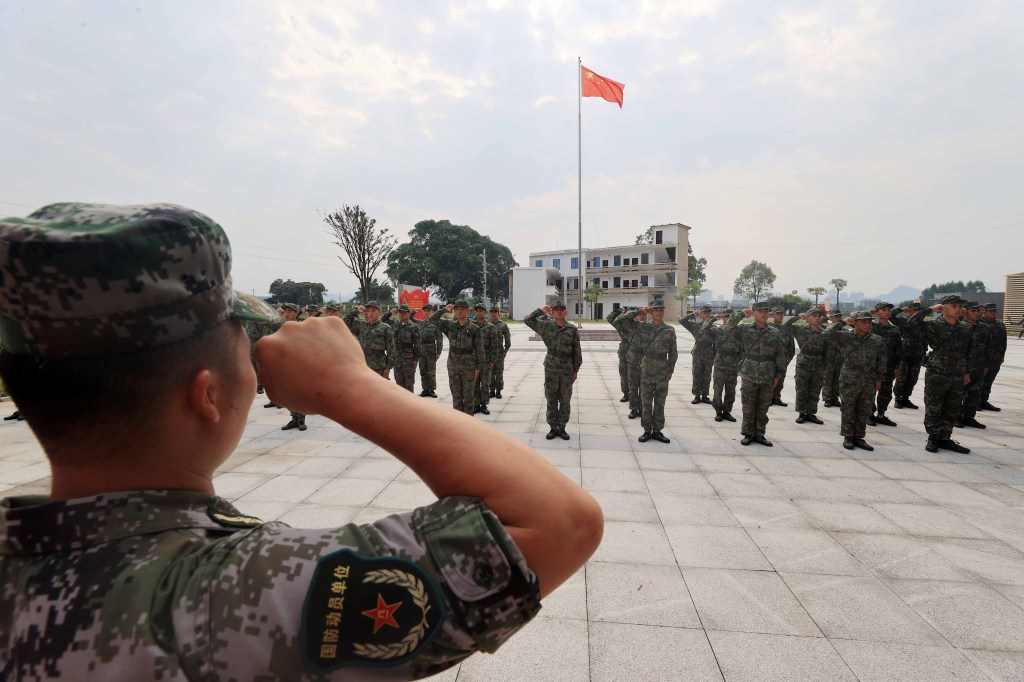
[[533, 95, 556, 108]]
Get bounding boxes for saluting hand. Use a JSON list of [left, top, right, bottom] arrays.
[[445, 304, 454, 313], [358, 305, 366, 314]]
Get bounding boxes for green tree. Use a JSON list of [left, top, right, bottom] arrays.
[[268, 279, 327, 307], [386, 219, 517, 303], [323, 205, 397, 304], [676, 281, 707, 311], [764, 290, 812, 313], [584, 284, 605, 320], [350, 279, 396, 305], [829, 278, 848, 310], [807, 286, 827, 305], [920, 279, 986, 304], [733, 261, 776, 303]]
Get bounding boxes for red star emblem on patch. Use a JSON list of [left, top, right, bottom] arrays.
[[361, 593, 402, 634]]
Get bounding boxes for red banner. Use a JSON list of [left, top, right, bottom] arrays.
[[400, 288, 430, 319]]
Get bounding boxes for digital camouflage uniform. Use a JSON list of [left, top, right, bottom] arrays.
[[382, 308, 421, 393], [791, 316, 828, 417], [489, 313, 512, 396], [768, 313, 797, 404], [736, 318, 787, 438], [415, 309, 444, 395], [637, 320, 678, 435], [824, 318, 886, 439], [821, 315, 844, 404], [524, 307, 582, 433], [607, 308, 630, 399], [893, 307, 929, 406], [980, 305, 1007, 407], [906, 302, 974, 443], [680, 311, 715, 400], [343, 306, 397, 379], [703, 312, 744, 417], [613, 311, 648, 415], [0, 202, 542, 679], [0, 492, 541, 680], [431, 306, 485, 415], [869, 307, 902, 419], [960, 304, 989, 423], [473, 316, 501, 410]]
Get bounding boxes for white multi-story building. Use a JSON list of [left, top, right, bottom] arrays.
[[510, 223, 691, 320]]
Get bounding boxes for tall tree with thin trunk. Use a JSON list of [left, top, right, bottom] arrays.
[[733, 260, 776, 303], [807, 286, 827, 305], [829, 278, 847, 310], [322, 205, 397, 304]]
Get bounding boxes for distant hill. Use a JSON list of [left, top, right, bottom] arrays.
[[873, 285, 922, 302]]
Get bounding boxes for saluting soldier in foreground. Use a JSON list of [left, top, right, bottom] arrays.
[[489, 305, 511, 399], [343, 301, 396, 381], [430, 300, 484, 415], [680, 305, 715, 405], [703, 309, 743, 423], [0, 202, 604, 680], [979, 303, 1006, 412], [628, 302, 678, 443], [824, 312, 886, 451], [957, 301, 989, 429], [867, 302, 902, 427], [905, 295, 974, 454], [607, 306, 631, 403], [279, 302, 309, 431], [416, 303, 444, 398], [525, 300, 582, 440], [736, 303, 787, 446], [382, 304, 421, 392], [893, 301, 927, 409], [613, 307, 648, 420], [791, 309, 828, 425]]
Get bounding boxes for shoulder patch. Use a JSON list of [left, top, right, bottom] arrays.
[[301, 549, 446, 671]]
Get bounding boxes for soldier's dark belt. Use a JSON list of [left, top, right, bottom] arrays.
[[364, 349, 387, 356], [647, 352, 672, 361], [551, 350, 576, 359], [931, 349, 962, 356], [398, 342, 415, 349], [450, 348, 476, 355]]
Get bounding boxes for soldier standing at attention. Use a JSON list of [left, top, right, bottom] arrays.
[[632, 302, 678, 443], [489, 305, 511, 400], [343, 301, 396, 382], [957, 301, 989, 429], [768, 307, 796, 407], [416, 303, 443, 398], [704, 309, 743, 423], [430, 300, 483, 415], [613, 307, 648, 420], [821, 310, 844, 407], [791, 309, 828, 425], [472, 303, 499, 415], [680, 305, 715, 405], [382, 305, 421, 393], [263, 302, 300, 410], [905, 295, 974, 454], [867, 302, 902, 427], [893, 301, 927, 409], [979, 303, 1006, 412], [525, 300, 582, 441], [607, 306, 631, 402], [280, 302, 310, 431], [824, 312, 886, 451], [0, 202, 603, 681], [736, 303, 787, 447]]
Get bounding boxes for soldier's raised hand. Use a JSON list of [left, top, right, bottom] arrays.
[[391, 307, 399, 316], [931, 304, 943, 312], [357, 305, 366, 314], [844, 317, 855, 325], [742, 309, 753, 318], [445, 304, 454, 313], [541, 305, 552, 315], [799, 313, 808, 320]]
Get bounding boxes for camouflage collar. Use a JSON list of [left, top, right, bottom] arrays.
[[0, 490, 259, 555]]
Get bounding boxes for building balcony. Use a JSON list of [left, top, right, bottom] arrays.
[[585, 261, 678, 276]]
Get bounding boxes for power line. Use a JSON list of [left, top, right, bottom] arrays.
[[233, 242, 341, 260], [0, 199, 35, 209]]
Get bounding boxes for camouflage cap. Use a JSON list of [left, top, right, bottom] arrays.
[[770, 306, 784, 314], [983, 303, 998, 311], [805, 308, 823, 316], [551, 300, 567, 309], [699, 305, 713, 313], [0, 202, 278, 359], [852, 311, 874, 321], [938, 294, 965, 305], [422, 303, 435, 310], [963, 300, 981, 309], [875, 301, 895, 310], [902, 300, 922, 309], [751, 302, 771, 311], [490, 305, 499, 312], [453, 299, 469, 308], [650, 300, 666, 309], [279, 302, 300, 313], [364, 300, 381, 310], [828, 310, 843, 317], [474, 302, 487, 310], [398, 304, 411, 313]]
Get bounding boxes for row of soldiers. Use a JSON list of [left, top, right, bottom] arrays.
[[609, 296, 1007, 451]]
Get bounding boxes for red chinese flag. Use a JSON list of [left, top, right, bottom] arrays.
[[581, 65, 624, 108]]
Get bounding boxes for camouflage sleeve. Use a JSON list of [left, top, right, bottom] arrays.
[[668, 329, 678, 373], [614, 309, 638, 334], [385, 325, 397, 370], [411, 323, 421, 353], [605, 308, 622, 324], [874, 340, 886, 382], [474, 325, 485, 368], [490, 327, 500, 364], [773, 332, 787, 382], [502, 323, 511, 354], [198, 497, 542, 680], [572, 327, 583, 373], [523, 308, 543, 333], [725, 311, 744, 330], [381, 310, 393, 323], [435, 325, 444, 356], [430, 309, 450, 336], [680, 314, 699, 338]]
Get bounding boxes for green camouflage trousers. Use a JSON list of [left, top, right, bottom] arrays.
[[894, 355, 923, 400], [981, 363, 1001, 402], [419, 354, 437, 392], [772, 358, 792, 401], [545, 370, 574, 429], [490, 355, 505, 392], [875, 368, 896, 415], [618, 350, 629, 396], [448, 365, 476, 415], [692, 356, 713, 397], [475, 365, 492, 406], [627, 363, 642, 412], [839, 382, 875, 438], [794, 365, 825, 415], [822, 359, 841, 402], [394, 357, 417, 392], [961, 368, 984, 419], [740, 379, 773, 437], [924, 370, 964, 439], [640, 373, 670, 432], [712, 366, 738, 414]]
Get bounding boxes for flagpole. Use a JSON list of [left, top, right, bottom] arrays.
[[577, 57, 584, 328]]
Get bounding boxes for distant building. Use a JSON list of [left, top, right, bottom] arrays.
[[1007, 273, 1024, 325], [510, 224, 691, 320]]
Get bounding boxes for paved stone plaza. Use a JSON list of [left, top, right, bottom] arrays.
[[2, 323, 1024, 680]]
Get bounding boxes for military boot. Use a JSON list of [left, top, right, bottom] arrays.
[[628, 410, 639, 419], [701, 396, 712, 404], [638, 430, 653, 443], [938, 438, 970, 454], [3, 411, 21, 421], [256, 386, 265, 395], [795, 413, 806, 424], [652, 431, 670, 443], [874, 414, 897, 427], [545, 428, 559, 440], [752, 435, 773, 447], [715, 411, 724, 422], [558, 428, 570, 441], [961, 417, 986, 429], [925, 437, 939, 453], [979, 401, 1000, 412], [721, 412, 737, 422], [771, 398, 787, 407], [282, 418, 300, 431], [297, 415, 307, 432], [620, 395, 630, 402], [843, 437, 855, 450], [420, 389, 430, 397], [867, 414, 878, 426], [691, 396, 701, 405], [903, 398, 919, 409], [852, 437, 874, 451], [893, 398, 905, 409], [495, 391, 502, 399], [805, 414, 824, 425], [478, 404, 490, 415], [740, 435, 753, 446]]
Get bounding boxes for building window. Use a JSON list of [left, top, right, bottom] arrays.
[[593, 277, 600, 286], [613, 277, 621, 288], [613, 255, 621, 267], [641, 275, 649, 287], [555, 279, 563, 289], [641, 252, 649, 264], [655, 230, 663, 244], [592, 257, 600, 267], [552, 258, 561, 269], [612, 302, 620, 311], [534, 259, 543, 267], [602, 280, 608, 289], [571, 256, 579, 269], [602, 259, 609, 267], [632, 257, 638, 266]]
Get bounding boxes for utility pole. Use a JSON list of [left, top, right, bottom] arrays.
[[481, 249, 488, 300]]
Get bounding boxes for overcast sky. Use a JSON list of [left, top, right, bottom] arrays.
[[2, 0, 1022, 301]]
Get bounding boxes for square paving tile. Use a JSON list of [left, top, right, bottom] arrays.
[[708, 630, 857, 681], [722, 496, 814, 530], [748, 528, 869, 576], [592, 522, 676, 565], [666, 525, 773, 570], [586, 562, 700, 628], [458, 616, 589, 682], [831, 640, 989, 681], [683, 568, 822, 637], [650, 493, 739, 527], [589, 622, 723, 682]]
